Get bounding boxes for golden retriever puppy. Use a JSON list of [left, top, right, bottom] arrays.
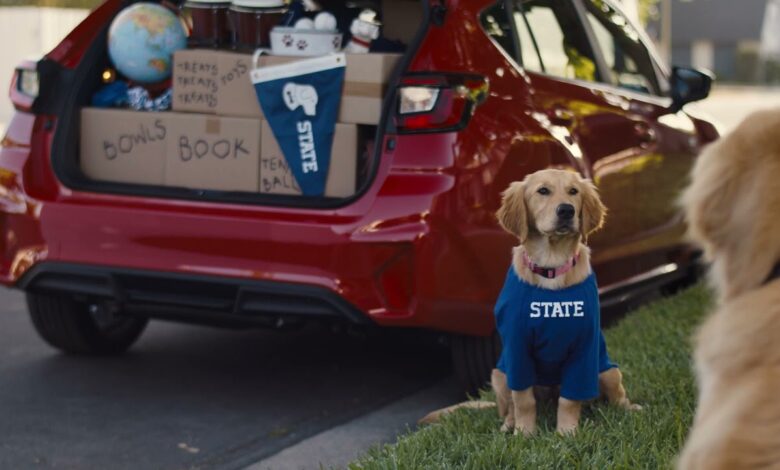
[[677, 109, 780, 469], [493, 169, 640, 436]]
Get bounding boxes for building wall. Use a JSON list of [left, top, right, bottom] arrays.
[[668, 0, 768, 82], [671, 0, 768, 44], [672, 46, 691, 69]]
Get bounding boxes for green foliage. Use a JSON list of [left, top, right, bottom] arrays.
[[350, 285, 712, 470], [639, 0, 660, 25]]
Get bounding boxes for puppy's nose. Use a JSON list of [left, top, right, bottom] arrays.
[[557, 204, 575, 220]]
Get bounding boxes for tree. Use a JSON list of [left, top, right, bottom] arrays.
[[639, 0, 661, 25]]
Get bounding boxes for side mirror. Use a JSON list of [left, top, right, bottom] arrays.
[[669, 66, 714, 113]]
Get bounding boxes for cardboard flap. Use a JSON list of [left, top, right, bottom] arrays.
[[343, 82, 386, 98]]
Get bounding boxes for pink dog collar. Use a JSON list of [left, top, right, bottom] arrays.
[[522, 250, 580, 279]]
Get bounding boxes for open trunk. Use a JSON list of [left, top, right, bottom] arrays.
[[49, 0, 426, 208]]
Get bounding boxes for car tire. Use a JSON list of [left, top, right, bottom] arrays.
[[450, 330, 502, 396], [26, 292, 148, 355]]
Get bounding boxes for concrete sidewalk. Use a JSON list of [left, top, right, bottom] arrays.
[[247, 378, 463, 470]]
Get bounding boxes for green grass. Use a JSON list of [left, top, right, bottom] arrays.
[[350, 285, 712, 470]]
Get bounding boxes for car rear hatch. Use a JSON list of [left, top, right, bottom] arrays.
[[31, 0, 429, 209]]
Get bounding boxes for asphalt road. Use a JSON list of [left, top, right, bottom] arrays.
[[0, 286, 455, 470]]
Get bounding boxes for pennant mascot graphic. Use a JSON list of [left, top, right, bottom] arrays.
[[251, 54, 346, 196]]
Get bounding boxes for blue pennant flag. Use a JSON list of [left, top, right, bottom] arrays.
[[251, 54, 346, 196]]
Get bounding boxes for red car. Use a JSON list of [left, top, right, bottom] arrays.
[[2, 0, 716, 391]]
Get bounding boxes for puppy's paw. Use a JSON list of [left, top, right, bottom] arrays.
[[618, 399, 643, 411], [513, 424, 536, 437], [500, 414, 515, 433], [556, 425, 577, 436], [615, 398, 643, 411]]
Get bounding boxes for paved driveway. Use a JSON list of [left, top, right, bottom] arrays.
[[0, 287, 453, 469]]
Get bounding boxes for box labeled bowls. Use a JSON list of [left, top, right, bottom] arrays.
[[80, 108, 172, 185]]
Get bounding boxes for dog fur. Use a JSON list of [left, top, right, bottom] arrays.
[[494, 169, 639, 435], [677, 109, 780, 469], [418, 170, 640, 431]]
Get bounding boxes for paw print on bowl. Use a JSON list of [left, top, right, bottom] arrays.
[[296, 39, 308, 51], [282, 34, 294, 47], [332, 36, 341, 48]]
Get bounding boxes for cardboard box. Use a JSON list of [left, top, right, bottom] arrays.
[[260, 120, 357, 197], [80, 108, 170, 185], [260, 53, 400, 124], [173, 49, 261, 118], [216, 51, 264, 118], [339, 52, 401, 125], [172, 49, 220, 114], [165, 114, 261, 192], [174, 50, 401, 124]]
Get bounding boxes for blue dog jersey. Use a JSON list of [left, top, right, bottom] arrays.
[[495, 266, 616, 401]]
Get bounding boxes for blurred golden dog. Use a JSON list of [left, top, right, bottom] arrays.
[[678, 109, 780, 469]]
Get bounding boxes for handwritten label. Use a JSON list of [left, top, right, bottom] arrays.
[[102, 119, 166, 160], [260, 155, 301, 194], [178, 136, 249, 162], [219, 58, 249, 87], [173, 55, 219, 111]]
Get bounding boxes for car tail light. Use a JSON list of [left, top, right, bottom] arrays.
[[10, 63, 39, 112], [394, 73, 489, 134]]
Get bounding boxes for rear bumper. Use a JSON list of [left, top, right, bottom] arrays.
[[1, 193, 499, 336], [18, 262, 370, 327]]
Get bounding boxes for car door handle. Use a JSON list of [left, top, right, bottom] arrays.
[[547, 107, 575, 126]]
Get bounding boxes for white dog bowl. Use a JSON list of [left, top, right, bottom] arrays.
[[270, 26, 343, 56]]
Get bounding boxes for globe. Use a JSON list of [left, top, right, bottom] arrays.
[[108, 3, 187, 84]]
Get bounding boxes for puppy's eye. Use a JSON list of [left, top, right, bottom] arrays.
[[568, 188, 579, 196], [537, 187, 550, 196]]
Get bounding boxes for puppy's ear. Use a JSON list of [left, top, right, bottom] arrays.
[[580, 179, 607, 238], [497, 182, 528, 242]]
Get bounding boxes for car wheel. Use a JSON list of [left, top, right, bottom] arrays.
[[450, 330, 502, 396], [26, 292, 148, 355]]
